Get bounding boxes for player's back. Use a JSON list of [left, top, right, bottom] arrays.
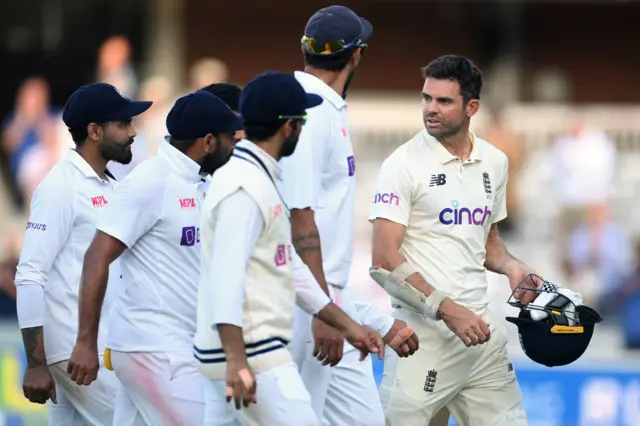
[[105, 147, 203, 353], [279, 71, 356, 288], [371, 130, 509, 314], [15, 149, 121, 364]]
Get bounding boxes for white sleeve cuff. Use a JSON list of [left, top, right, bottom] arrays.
[[291, 251, 331, 315], [16, 284, 45, 329]]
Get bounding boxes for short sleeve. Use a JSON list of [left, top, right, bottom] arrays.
[[491, 156, 509, 224], [278, 108, 329, 211], [15, 177, 75, 288], [97, 174, 165, 248], [368, 156, 413, 227]]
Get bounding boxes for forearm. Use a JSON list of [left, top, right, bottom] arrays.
[[21, 326, 47, 368], [76, 253, 110, 345], [484, 224, 521, 276], [217, 324, 248, 364], [291, 209, 330, 296], [315, 302, 358, 335], [373, 246, 437, 298]]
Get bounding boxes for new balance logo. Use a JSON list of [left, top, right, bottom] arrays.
[[423, 369, 438, 393], [429, 174, 446, 187]]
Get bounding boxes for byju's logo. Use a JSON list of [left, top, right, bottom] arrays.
[[180, 226, 200, 246], [26, 222, 47, 231], [373, 191, 399, 206], [347, 156, 356, 177], [438, 200, 492, 226]]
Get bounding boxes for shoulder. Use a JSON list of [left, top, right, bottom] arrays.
[[116, 157, 170, 197], [32, 158, 78, 201], [476, 136, 508, 170], [381, 131, 427, 170]]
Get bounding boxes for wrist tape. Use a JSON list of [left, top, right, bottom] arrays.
[[369, 262, 448, 321]]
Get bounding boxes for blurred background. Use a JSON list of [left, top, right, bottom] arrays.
[[0, 0, 639, 425]]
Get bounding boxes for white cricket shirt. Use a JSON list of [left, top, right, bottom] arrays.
[[99, 141, 204, 353], [278, 71, 356, 289], [15, 149, 121, 365], [369, 130, 509, 314]]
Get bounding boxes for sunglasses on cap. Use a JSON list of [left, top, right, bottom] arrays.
[[301, 36, 367, 56], [279, 114, 308, 125]]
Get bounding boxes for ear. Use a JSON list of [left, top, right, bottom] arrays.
[[466, 99, 480, 118], [283, 119, 295, 138], [87, 123, 102, 141], [351, 48, 362, 66], [202, 133, 217, 153]]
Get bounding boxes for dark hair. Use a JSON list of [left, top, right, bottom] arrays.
[[68, 127, 88, 145], [422, 55, 483, 103], [198, 83, 241, 111], [303, 47, 356, 72], [244, 120, 288, 141], [167, 136, 198, 153]]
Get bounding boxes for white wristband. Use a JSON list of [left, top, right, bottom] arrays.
[[424, 290, 448, 321]]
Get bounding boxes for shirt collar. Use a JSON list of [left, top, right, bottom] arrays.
[[66, 149, 111, 183], [234, 139, 282, 180], [294, 71, 346, 111], [158, 140, 203, 183], [424, 131, 483, 164]]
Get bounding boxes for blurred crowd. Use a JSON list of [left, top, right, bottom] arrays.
[[1, 35, 639, 352]]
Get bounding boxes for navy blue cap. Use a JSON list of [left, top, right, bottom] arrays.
[[166, 91, 243, 140], [197, 83, 241, 112], [62, 83, 152, 129], [239, 71, 323, 124], [304, 6, 372, 49]]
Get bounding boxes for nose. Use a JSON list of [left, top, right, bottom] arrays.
[[128, 123, 137, 138]]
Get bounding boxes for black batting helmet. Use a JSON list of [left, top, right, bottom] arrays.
[[506, 274, 603, 367]]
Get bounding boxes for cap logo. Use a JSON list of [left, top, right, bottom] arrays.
[[550, 325, 584, 334]]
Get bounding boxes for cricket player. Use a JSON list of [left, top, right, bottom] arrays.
[[280, 6, 418, 426], [14, 82, 151, 425], [66, 91, 242, 426], [195, 71, 385, 426], [369, 55, 534, 426]]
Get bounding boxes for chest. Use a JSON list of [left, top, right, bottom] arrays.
[[74, 180, 116, 236], [322, 110, 356, 185], [412, 162, 497, 228], [157, 183, 204, 250]]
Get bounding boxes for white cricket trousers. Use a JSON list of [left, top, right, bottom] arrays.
[[204, 361, 318, 426], [291, 285, 390, 426], [380, 307, 528, 426], [48, 357, 118, 426], [109, 350, 218, 426]]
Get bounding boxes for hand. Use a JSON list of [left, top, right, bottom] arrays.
[[225, 360, 256, 410], [383, 319, 419, 357], [67, 341, 99, 386], [439, 299, 491, 347], [23, 365, 56, 404], [312, 316, 345, 367], [508, 263, 544, 304], [344, 324, 385, 361]]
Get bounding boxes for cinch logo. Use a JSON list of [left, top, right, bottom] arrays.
[[91, 196, 108, 208], [180, 226, 200, 246], [373, 191, 399, 206], [275, 244, 293, 267], [26, 222, 47, 231], [179, 198, 196, 210], [438, 200, 492, 226]]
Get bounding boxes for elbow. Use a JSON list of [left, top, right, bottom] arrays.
[[371, 244, 395, 271]]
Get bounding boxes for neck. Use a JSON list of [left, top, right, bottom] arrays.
[[250, 139, 282, 161], [76, 143, 108, 179], [304, 66, 348, 97], [437, 125, 472, 162]]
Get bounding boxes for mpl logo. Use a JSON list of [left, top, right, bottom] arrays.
[[274, 244, 293, 267], [180, 226, 200, 246], [91, 196, 108, 208], [178, 198, 196, 210], [438, 200, 492, 226], [26, 222, 47, 231], [373, 191, 399, 206]]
